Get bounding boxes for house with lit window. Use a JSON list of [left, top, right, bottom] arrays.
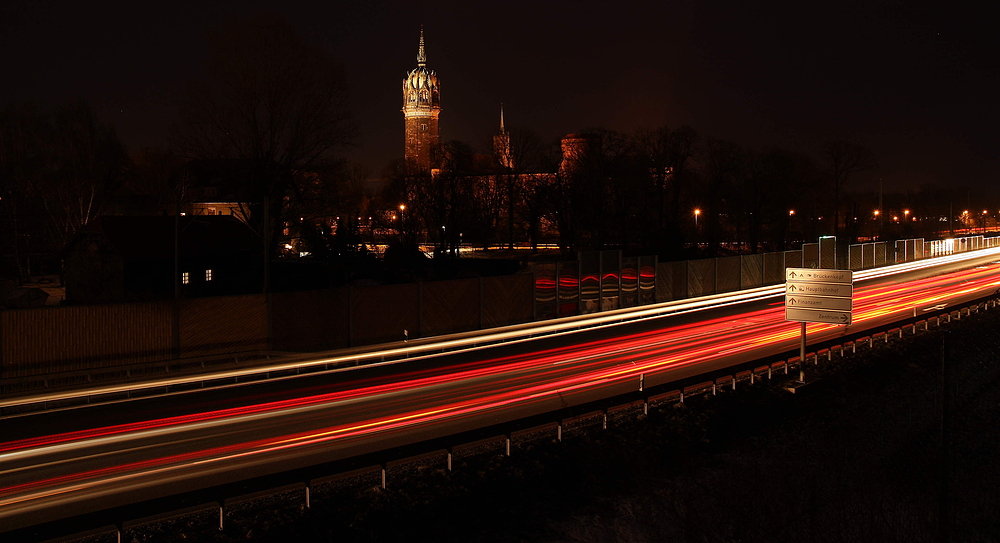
[[181, 159, 257, 222], [63, 216, 263, 304]]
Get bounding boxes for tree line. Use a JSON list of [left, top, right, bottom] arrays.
[[1, 14, 994, 284], [381, 126, 991, 261]]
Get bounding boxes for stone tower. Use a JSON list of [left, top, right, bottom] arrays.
[[402, 28, 441, 175]]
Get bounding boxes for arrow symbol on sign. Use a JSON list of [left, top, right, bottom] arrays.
[[788, 298, 797, 304], [788, 285, 797, 292], [789, 271, 797, 278], [840, 314, 848, 323]]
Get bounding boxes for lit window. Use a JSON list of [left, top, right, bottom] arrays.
[[207, 207, 217, 215], [421, 124, 427, 131], [181, 272, 189, 285], [205, 269, 213, 281]]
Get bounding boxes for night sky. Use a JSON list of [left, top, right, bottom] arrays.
[[3, 1, 997, 193]]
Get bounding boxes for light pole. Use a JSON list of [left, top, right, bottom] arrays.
[[694, 208, 701, 226]]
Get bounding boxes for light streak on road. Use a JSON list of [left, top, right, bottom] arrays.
[[3, 250, 1000, 531]]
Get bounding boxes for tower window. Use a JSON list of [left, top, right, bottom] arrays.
[[181, 272, 189, 285], [421, 124, 427, 131], [205, 269, 213, 282]]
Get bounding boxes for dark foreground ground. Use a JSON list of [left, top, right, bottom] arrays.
[[83, 309, 1000, 542]]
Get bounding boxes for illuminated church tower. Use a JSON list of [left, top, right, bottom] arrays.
[[402, 28, 441, 175], [494, 104, 513, 169]]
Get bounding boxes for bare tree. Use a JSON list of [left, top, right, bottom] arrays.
[[175, 14, 358, 258], [824, 140, 877, 239]]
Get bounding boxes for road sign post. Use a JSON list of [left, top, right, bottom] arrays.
[[785, 268, 854, 382]]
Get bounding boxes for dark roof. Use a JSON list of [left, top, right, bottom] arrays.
[[77, 216, 261, 260]]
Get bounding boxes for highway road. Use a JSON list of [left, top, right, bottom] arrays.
[[3, 248, 1000, 531]]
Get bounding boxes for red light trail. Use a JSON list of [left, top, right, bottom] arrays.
[[2, 258, 1000, 530]]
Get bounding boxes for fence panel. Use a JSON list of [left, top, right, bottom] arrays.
[[620, 257, 638, 308], [272, 288, 349, 352], [1, 302, 172, 377], [600, 250, 621, 311], [422, 278, 481, 337], [716, 256, 740, 293], [740, 254, 763, 289], [784, 250, 803, 270], [558, 262, 580, 317], [579, 252, 600, 314], [894, 240, 906, 263], [351, 283, 419, 346], [763, 252, 784, 285], [848, 244, 864, 270], [482, 275, 533, 329], [687, 259, 716, 298], [875, 243, 888, 266], [863, 243, 875, 269], [180, 294, 267, 358], [532, 263, 557, 320], [638, 256, 656, 305], [655, 261, 687, 302], [802, 243, 819, 268]]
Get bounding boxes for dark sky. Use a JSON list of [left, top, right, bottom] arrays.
[[3, 0, 997, 193]]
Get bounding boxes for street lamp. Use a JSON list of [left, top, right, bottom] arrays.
[[694, 208, 701, 226]]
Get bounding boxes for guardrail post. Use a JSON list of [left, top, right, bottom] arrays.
[[305, 485, 311, 509], [381, 465, 387, 489], [447, 450, 453, 471], [557, 423, 562, 442], [218, 504, 224, 531], [712, 382, 717, 395], [603, 411, 608, 430], [505, 436, 511, 456]]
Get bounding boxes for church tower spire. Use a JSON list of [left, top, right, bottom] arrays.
[[494, 103, 513, 169], [417, 26, 426, 67], [402, 27, 441, 176]]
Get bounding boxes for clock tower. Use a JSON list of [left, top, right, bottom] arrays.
[[402, 28, 441, 175]]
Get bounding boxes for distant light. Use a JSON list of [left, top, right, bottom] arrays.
[[789, 210, 795, 216], [873, 210, 880, 216], [694, 209, 701, 216]]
